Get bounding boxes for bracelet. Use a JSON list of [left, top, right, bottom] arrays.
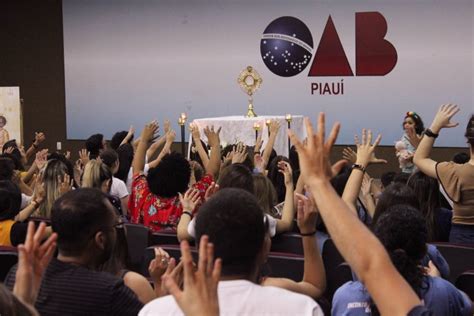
[[182, 211, 193, 218], [424, 128, 439, 138], [351, 163, 366, 173], [300, 231, 316, 236]]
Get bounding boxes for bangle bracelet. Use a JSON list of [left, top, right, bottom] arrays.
[[424, 128, 439, 138], [300, 231, 316, 236], [352, 163, 366, 173], [182, 211, 193, 218]]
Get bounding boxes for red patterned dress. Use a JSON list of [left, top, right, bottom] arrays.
[[129, 173, 213, 232]]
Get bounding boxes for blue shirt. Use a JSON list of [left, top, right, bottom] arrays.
[[332, 276, 472, 316]]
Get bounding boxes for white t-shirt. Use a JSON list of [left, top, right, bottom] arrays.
[[139, 279, 322, 316], [187, 213, 277, 238], [110, 177, 129, 199], [21, 193, 32, 209]]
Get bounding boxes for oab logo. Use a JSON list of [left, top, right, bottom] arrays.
[[260, 12, 398, 94]]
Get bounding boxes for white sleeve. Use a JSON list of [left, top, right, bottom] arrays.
[[21, 194, 32, 209], [111, 177, 129, 199], [265, 214, 277, 237], [187, 218, 196, 238]]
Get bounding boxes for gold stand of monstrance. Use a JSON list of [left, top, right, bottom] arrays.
[[237, 66, 262, 117]]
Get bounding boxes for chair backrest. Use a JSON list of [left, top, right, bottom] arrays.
[[270, 233, 303, 255], [431, 242, 474, 283], [124, 223, 150, 272], [0, 246, 18, 282], [149, 231, 180, 246], [455, 270, 474, 301], [265, 252, 304, 281], [142, 244, 198, 277]]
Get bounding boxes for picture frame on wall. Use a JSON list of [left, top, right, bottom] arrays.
[[0, 87, 23, 148]]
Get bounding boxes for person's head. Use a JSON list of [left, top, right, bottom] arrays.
[[372, 183, 419, 226], [464, 114, 474, 148], [373, 204, 427, 297], [221, 144, 254, 171], [115, 143, 134, 182], [47, 152, 77, 188], [100, 149, 120, 175], [380, 171, 396, 189], [85, 134, 105, 159], [51, 188, 118, 266], [452, 152, 469, 164], [195, 188, 268, 279], [267, 156, 293, 203], [39, 159, 69, 218], [330, 165, 352, 196], [407, 171, 441, 241], [82, 160, 113, 193], [2, 140, 24, 171], [403, 111, 425, 135], [110, 131, 132, 150], [0, 157, 15, 181], [218, 163, 254, 195], [392, 172, 411, 185], [147, 151, 191, 198], [0, 180, 21, 221], [253, 173, 278, 215], [0, 116, 6, 128]]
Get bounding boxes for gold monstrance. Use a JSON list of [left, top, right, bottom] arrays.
[[237, 66, 262, 117]]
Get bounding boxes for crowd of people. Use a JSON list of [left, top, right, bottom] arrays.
[[0, 104, 473, 315]]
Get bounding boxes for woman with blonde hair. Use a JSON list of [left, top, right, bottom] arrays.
[[37, 159, 71, 218]]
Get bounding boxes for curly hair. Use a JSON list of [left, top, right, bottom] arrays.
[[372, 183, 419, 226], [404, 112, 425, 135], [147, 151, 190, 198]]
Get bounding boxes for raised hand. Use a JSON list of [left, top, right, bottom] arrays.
[[204, 126, 221, 148], [231, 142, 247, 164], [269, 120, 281, 135], [342, 147, 357, 164], [189, 123, 201, 141], [430, 103, 460, 133], [58, 173, 73, 195], [288, 114, 340, 183], [78, 149, 90, 166], [204, 182, 219, 201], [35, 149, 49, 170], [141, 121, 160, 143], [354, 129, 383, 168], [148, 247, 172, 282], [163, 236, 221, 316], [278, 161, 293, 187], [165, 129, 176, 143], [34, 132, 46, 146], [179, 188, 201, 213], [13, 222, 57, 305], [405, 126, 422, 148], [295, 193, 318, 235], [253, 153, 265, 173]]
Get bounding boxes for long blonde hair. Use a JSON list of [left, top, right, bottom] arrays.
[[253, 173, 278, 216], [38, 159, 68, 218], [81, 160, 112, 192]]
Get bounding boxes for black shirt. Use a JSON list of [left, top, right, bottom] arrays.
[[5, 258, 143, 316]]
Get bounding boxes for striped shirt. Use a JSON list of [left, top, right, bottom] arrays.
[[5, 258, 143, 316]]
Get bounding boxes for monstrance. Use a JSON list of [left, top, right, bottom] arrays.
[[237, 66, 262, 117]]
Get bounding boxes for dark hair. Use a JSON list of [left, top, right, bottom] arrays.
[[218, 163, 254, 195], [380, 171, 396, 188], [115, 143, 134, 182], [289, 145, 299, 172], [393, 172, 410, 185], [464, 114, 474, 146], [51, 188, 115, 256], [100, 149, 119, 169], [85, 134, 104, 159], [267, 156, 295, 203], [452, 152, 469, 164], [195, 188, 266, 277], [0, 157, 15, 181], [0, 116, 6, 125], [407, 172, 442, 242], [0, 181, 21, 221], [330, 165, 352, 196], [147, 152, 190, 198], [372, 183, 419, 226], [404, 112, 425, 135], [100, 223, 130, 275], [1, 140, 24, 171], [221, 144, 254, 171], [373, 205, 427, 298], [110, 131, 131, 150]]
